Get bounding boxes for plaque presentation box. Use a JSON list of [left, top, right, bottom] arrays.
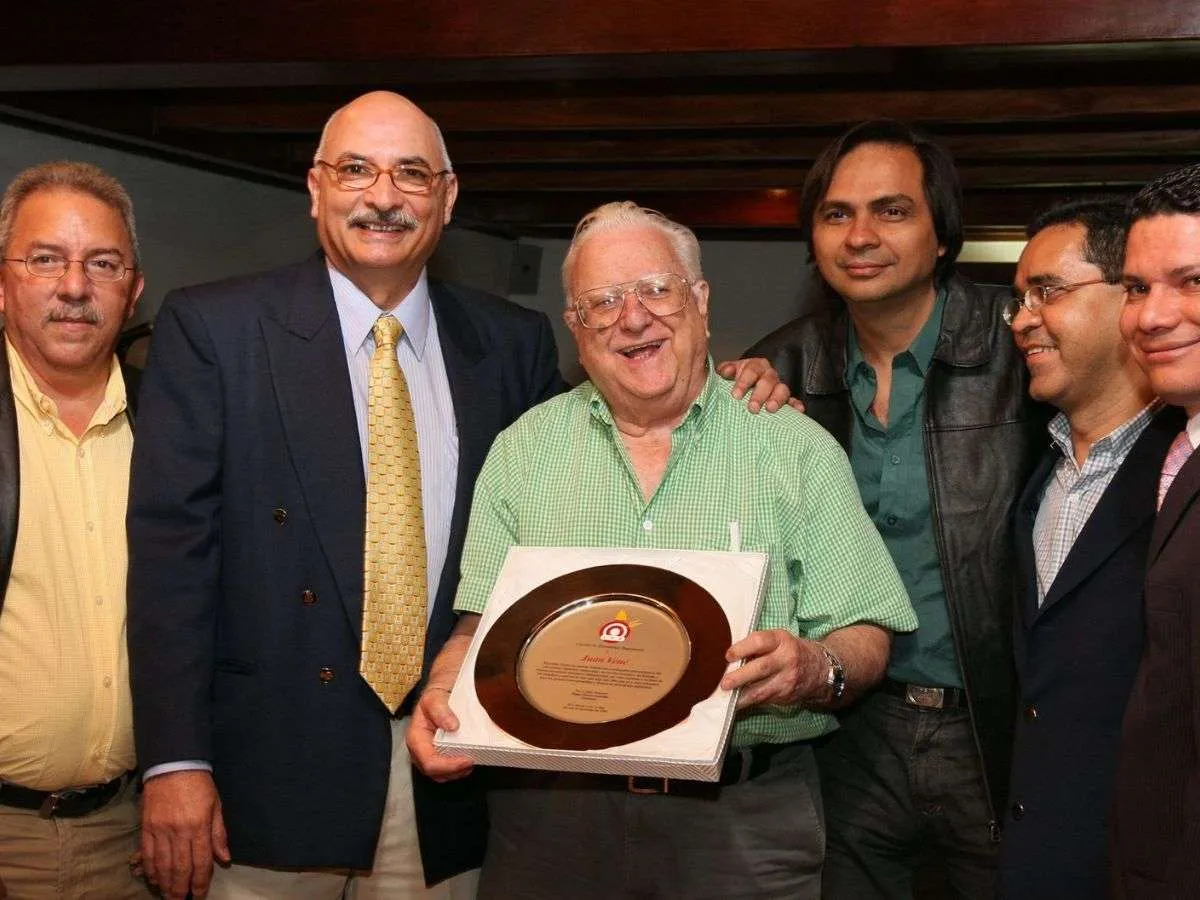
[[434, 546, 768, 781]]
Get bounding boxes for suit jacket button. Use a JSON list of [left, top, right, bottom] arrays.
[[273, 507, 288, 525], [318, 667, 335, 684], [1011, 801, 1025, 821], [1024, 705, 1038, 722], [301, 590, 317, 606]]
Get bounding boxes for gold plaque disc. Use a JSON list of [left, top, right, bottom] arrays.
[[516, 597, 691, 724], [476, 564, 731, 751]]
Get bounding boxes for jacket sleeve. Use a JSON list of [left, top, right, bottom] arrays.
[[127, 290, 225, 770]]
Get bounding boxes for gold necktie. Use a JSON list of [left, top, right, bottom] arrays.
[[360, 315, 426, 712]]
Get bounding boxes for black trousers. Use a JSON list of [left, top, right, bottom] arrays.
[[480, 743, 824, 900], [816, 690, 999, 900]]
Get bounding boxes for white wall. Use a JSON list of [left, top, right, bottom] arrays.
[[0, 121, 318, 326]]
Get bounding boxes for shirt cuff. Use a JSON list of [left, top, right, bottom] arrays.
[[142, 760, 212, 782]]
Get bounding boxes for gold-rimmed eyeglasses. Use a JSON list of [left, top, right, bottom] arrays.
[[571, 273, 693, 329], [1002, 279, 1113, 325], [314, 159, 451, 195], [2, 253, 135, 284]]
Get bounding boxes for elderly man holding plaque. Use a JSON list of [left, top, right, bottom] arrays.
[[408, 201, 917, 899]]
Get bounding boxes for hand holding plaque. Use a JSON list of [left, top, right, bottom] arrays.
[[435, 547, 768, 781]]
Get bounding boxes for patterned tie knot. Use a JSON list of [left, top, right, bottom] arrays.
[[373, 316, 402, 351]]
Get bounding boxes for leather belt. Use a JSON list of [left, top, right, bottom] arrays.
[[882, 678, 968, 710], [0, 772, 130, 818], [626, 742, 797, 795]]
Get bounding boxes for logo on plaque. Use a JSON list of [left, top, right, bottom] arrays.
[[598, 610, 637, 643]]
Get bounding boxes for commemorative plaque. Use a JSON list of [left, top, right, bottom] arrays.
[[474, 565, 731, 751], [435, 547, 769, 780]]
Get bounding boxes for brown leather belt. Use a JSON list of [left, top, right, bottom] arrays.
[[0, 772, 130, 818]]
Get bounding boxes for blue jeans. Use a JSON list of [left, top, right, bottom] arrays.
[[816, 690, 999, 900]]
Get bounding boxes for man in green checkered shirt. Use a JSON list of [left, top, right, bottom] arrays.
[[408, 201, 916, 899]]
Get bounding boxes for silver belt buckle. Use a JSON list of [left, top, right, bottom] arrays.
[[905, 684, 945, 709]]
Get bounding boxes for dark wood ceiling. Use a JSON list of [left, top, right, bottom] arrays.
[[3, 0, 1199, 240]]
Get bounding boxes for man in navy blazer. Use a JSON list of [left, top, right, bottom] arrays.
[[128, 91, 788, 900], [1000, 198, 1180, 898], [128, 91, 561, 900], [1113, 163, 1200, 899]]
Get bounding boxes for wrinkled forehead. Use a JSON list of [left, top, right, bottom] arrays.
[[10, 187, 132, 253], [323, 105, 442, 166]]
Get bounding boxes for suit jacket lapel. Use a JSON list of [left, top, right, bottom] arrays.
[[1016, 447, 1057, 628], [1150, 432, 1200, 562], [0, 338, 17, 613], [261, 255, 366, 632], [427, 284, 504, 663], [1040, 407, 1184, 616]]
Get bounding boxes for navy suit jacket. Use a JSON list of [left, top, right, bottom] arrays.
[[127, 253, 565, 879], [1114, 415, 1200, 899], [1001, 406, 1183, 900]]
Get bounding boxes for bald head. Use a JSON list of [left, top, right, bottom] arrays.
[[314, 91, 452, 172]]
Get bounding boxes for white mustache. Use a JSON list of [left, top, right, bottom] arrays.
[[347, 209, 420, 229]]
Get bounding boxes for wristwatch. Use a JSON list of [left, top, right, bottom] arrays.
[[820, 644, 846, 702]]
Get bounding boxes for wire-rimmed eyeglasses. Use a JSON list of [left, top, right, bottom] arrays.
[[571, 273, 693, 329], [1002, 279, 1113, 325], [314, 159, 452, 195], [2, 253, 136, 284]]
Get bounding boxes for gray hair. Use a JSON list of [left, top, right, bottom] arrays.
[[0, 161, 140, 267], [313, 102, 453, 172], [561, 201, 703, 302]]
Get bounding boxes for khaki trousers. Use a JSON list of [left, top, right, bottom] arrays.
[[211, 718, 478, 900], [0, 778, 152, 900]]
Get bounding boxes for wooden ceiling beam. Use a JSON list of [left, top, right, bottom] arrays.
[[455, 161, 1175, 192], [453, 187, 1090, 234], [444, 129, 1200, 165], [151, 84, 1200, 133], [4, 0, 1199, 66]]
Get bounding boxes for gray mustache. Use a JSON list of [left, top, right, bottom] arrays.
[[46, 305, 100, 325], [347, 209, 420, 230]]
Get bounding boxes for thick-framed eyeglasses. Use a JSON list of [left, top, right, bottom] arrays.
[[572, 273, 693, 329], [1002, 279, 1112, 325], [3, 253, 135, 284], [314, 159, 451, 195]]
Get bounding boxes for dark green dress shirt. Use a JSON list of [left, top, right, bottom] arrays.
[[845, 288, 961, 688]]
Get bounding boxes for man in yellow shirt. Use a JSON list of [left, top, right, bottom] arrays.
[[0, 162, 148, 898]]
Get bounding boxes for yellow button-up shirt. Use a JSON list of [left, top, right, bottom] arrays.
[[0, 341, 135, 790]]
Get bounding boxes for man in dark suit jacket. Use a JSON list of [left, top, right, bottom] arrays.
[[1001, 198, 1179, 899], [1113, 163, 1200, 899], [127, 91, 568, 900], [128, 91, 788, 900]]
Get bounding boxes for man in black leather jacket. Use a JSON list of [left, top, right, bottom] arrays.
[[745, 121, 1046, 899]]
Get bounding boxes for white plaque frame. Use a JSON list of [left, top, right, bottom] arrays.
[[434, 546, 768, 781]]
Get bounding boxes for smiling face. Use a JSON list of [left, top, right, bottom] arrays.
[[565, 224, 710, 424], [1010, 222, 1133, 417], [1121, 213, 1200, 416], [810, 142, 946, 310], [0, 187, 142, 387], [307, 92, 458, 304]]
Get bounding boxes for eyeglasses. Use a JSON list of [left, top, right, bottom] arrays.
[[1002, 279, 1112, 325], [3, 253, 135, 284], [572, 273, 693, 329], [314, 159, 451, 195]]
